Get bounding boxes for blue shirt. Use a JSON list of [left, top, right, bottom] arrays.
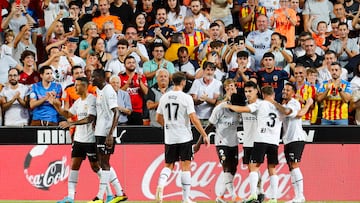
[[30, 82, 62, 123], [257, 67, 290, 102]]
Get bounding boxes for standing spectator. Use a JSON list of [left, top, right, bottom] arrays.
[[91, 37, 112, 68], [166, 0, 189, 32], [290, 0, 304, 36], [45, 13, 80, 45], [189, 61, 222, 124], [79, 22, 98, 60], [239, 0, 267, 35], [257, 52, 294, 102], [210, 0, 233, 26], [324, 18, 340, 50], [198, 22, 221, 61], [294, 38, 324, 69], [119, 56, 148, 125], [109, 75, 132, 125], [109, 0, 134, 26], [226, 36, 255, 74], [19, 50, 40, 85], [0, 68, 30, 126], [317, 62, 352, 125], [124, 25, 150, 68], [302, 0, 334, 32], [103, 21, 124, 59], [13, 24, 37, 64], [29, 66, 62, 126], [180, 16, 205, 60], [132, 12, 148, 40], [1, 29, 15, 58], [344, 0, 359, 19], [190, 0, 210, 30], [333, 3, 354, 30], [307, 19, 328, 50], [93, 0, 123, 38], [146, 69, 172, 127], [246, 15, 274, 71], [317, 50, 348, 85], [143, 44, 176, 88], [1, 2, 36, 36], [104, 39, 129, 80]]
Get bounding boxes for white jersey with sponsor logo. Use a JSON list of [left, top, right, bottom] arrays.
[[95, 84, 118, 137], [209, 102, 241, 147], [69, 94, 97, 143], [242, 99, 261, 147], [157, 90, 195, 144], [246, 29, 273, 70], [249, 100, 282, 146], [282, 98, 306, 145], [167, 5, 188, 32]]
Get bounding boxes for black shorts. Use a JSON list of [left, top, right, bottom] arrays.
[[96, 136, 116, 155], [284, 141, 305, 163], [71, 141, 97, 162], [243, 147, 253, 165], [216, 146, 239, 166], [250, 142, 279, 165], [165, 141, 193, 164]]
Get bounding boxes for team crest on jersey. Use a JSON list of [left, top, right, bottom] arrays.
[[265, 37, 269, 41], [273, 75, 278, 81]]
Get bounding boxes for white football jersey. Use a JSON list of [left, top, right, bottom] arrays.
[[95, 84, 118, 137], [246, 29, 273, 70], [282, 98, 306, 144], [69, 94, 97, 143], [209, 102, 241, 147], [157, 90, 195, 144], [249, 100, 282, 146], [242, 99, 261, 147], [104, 58, 126, 76], [167, 6, 188, 32]]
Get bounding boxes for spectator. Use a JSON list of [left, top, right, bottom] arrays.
[[0, 0, 9, 43], [124, 25, 150, 68], [292, 31, 325, 60], [132, 12, 148, 40], [352, 6, 360, 29], [317, 62, 352, 125], [145, 6, 176, 48], [294, 38, 324, 69], [302, 0, 334, 32], [210, 0, 233, 26], [344, 0, 359, 20], [146, 68, 172, 127], [79, 21, 99, 60], [226, 24, 243, 44], [19, 50, 39, 86], [13, 24, 37, 64], [164, 33, 186, 62], [45, 13, 79, 45], [269, 32, 293, 72], [246, 15, 273, 71], [226, 36, 255, 75], [239, 0, 267, 35], [39, 47, 68, 87], [306, 67, 320, 89], [109, 0, 134, 26], [135, 0, 156, 26], [0, 52, 21, 85], [317, 50, 348, 85], [214, 19, 228, 44], [166, 0, 189, 32], [119, 56, 148, 125], [190, 0, 210, 30], [198, 22, 221, 61], [307, 19, 328, 50], [93, 0, 123, 38], [1, 29, 15, 58], [257, 52, 294, 102], [61, 37, 86, 69], [189, 61, 222, 124], [143, 43, 176, 88], [259, 0, 279, 19], [333, 3, 354, 30], [109, 75, 132, 125], [103, 21, 124, 59], [104, 39, 129, 80], [180, 16, 205, 60], [232, 51, 257, 97], [1, 2, 36, 36], [91, 37, 112, 68], [290, 0, 304, 36], [350, 61, 360, 125], [0, 68, 30, 126], [324, 18, 340, 50], [29, 66, 62, 126]]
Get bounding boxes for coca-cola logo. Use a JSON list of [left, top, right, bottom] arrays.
[[23, 145, 69, 190], [142, 149, 292, 200]]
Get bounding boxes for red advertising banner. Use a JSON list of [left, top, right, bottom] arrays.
[[0, 144, 359, 201]]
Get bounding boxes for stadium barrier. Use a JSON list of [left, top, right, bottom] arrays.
[[0, 126, 359, 201]]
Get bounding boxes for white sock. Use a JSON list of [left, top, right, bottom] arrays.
[[292, 168, 304, 198], [269, 175, 279, 199], [97, 170, 110, 200], [181, 171, 192, 201], [249, 171, 258, 196], [290, 170, 297, 198], [223, 172, 235, 198], [158, 167, 171, 187], [109, 167, 124, 196], [68, 170, 78, 199], [257, 171, 264, 194], [97, 169, 113, 196]]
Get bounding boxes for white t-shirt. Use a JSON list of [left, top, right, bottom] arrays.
[[194, 14, 210, 30], [209, 102, 241, 147], [249, 100, 282, 146], [69, 94, 97, 143], [246, 29, 274, 70], [95, 84, 118, 137], [242, 99, 261, 147], [259, 0, 280, 18], [157, 90, 195, 144], [105, 58, 125, 76], [282, 98, 306, 144], [167, 5, 188, 32], [0, 84, 30, 126], [188, 78, 222, 119]]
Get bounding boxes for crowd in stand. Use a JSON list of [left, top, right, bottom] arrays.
[[0, 0, 360, 127]]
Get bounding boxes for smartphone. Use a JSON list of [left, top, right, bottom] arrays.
[[132, 40, 137, 47]]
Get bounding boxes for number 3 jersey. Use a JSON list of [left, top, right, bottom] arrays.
[[248, 100, 282, 146], [157, 90, 196, 145]]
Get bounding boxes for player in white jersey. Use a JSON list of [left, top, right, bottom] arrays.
[[90, 69, 127, 203], [193, 79, 243, 203], [271, 83, 313, 203], [155, 72, 210, 203], [49, 77, 98, 203], [225, 86, 282, 203]]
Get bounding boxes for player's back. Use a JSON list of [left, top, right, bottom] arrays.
[[158, 90, 195, 144]]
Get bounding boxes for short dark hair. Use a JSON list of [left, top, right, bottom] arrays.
[[202, 61, 216, 70], [75, 76, 89, 85], [20, 50, 35, 65], [172, 72, 186, 85], [39, 66, 53, 74], [209, 22, 220, 29], [124, 55, 136, 63], [262, 52, 275, 59], [237, 50, 249, 58], [244, 81, 258, 89], [8, 67, 20, 74], [91, 37, 103, 50], [285, 82, 297, 92], [261, 86, 274, 96], [117, 39, 129, 47], [177, 46, 189, 56], [93, 69, 105, 79], [338, 22, 348, 29], [71, 65, 83, 75], [331, 18, 340, 24]]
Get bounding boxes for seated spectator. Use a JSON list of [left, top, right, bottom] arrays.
[[306, 67, 320, 89], [317, 62, 352, 125], [292, 31, 324, 60], [143, 43, 176, 88], [29, 66, 63, 126], [317, 50, 348, 85], [0, 68, 30, 126], [93, 0, 123, 38], [350, 61, 360, 125], [119, 56, 148, 125], [146, 69, 172, 127], [45, 13, 79, 45], [164, 33, 187, 62], [132, 12, 148, 40], [19, 50, 39, 86], [109, 75, 132, 125], [226, 24, 243, 44], [198, 22, 221, 61], [324, 18, 340, 50], [294, 38, 324, 69], [189, 61, 222, 124], [91, 37, 112, 68]]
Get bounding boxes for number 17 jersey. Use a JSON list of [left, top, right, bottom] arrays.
[[248, 100, 282, 146], [157, 90, 196, 145]]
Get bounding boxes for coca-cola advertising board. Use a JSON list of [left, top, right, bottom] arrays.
[[0, 144, 359, 201]]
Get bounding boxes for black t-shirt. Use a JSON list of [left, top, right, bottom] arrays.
[[295, 54, 324, 69], [109, 2, 134, 26]]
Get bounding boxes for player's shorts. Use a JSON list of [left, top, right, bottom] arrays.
[[165, 141, 193, 164], [243, 147, 253, 164], [95, 136, 115, 155], [71, 141, 97, 162], [216, 145, 238, 165], [250, 142, 279, 165], [284, 141, 305, 163]]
